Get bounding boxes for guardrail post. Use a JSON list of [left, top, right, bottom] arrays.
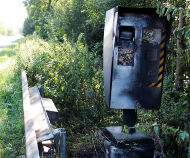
[[60, 128, 66, 158]]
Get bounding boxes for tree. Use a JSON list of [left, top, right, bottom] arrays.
[[175, 9, 186, 90], [23, 18, 35, 36]]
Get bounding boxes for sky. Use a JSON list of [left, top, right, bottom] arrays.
[[0, 0, 27, 33]]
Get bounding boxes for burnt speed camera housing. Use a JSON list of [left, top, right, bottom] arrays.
[[103, 7, 172, 110]]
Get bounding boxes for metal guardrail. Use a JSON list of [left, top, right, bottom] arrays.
[[22, 70, 40, 158], [21, 70, 66, 158]]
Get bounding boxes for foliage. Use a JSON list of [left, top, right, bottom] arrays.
[[161, 75, 189, 126], [156, 0, 190, 89], [159, 75, 189, 157], [22, 18, 35, 36], [17, 34, 118, 127], [151, 123, 189, 158], [16, 34, 123, 156], [22, 0, 154, 51], [0, 44, 25, 157]]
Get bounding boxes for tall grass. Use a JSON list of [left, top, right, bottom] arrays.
[[0, 44, 25, 157]]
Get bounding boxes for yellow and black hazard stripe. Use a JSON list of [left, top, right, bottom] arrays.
[[149, 30, 166, 87]]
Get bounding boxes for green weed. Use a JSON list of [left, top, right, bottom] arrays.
[[0, 44, 25, 158]]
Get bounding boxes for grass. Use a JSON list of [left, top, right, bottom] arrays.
[[0, 43, 25, 157]]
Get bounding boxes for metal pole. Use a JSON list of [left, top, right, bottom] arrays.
[[60, 128, 66, 158], [122, 109, 137, 133]]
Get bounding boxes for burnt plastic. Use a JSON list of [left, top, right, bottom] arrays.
[[103, 6, 172, 109]]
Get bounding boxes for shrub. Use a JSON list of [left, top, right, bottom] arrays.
[[160, 75, 189, 126], [22, 18, 35, 36], [17, 34, 107, 129]]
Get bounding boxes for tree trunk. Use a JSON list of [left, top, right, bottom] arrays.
[[175, 11, 186, 90], [48, 0, 52, 11]]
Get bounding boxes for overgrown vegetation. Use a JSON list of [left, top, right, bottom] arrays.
[[0, 44, 25, 157], [18, 35, 107, 126], [17, 34, 122, 157], [9, 0, 190, 157]]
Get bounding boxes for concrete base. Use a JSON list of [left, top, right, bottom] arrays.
[[102, 126, 154, 158]]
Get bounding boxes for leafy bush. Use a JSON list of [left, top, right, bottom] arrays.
[[22, 18, 35, 36], [16, 34, 123, 156], [161, 75, 189, 126], [17, 34, 109, 129]]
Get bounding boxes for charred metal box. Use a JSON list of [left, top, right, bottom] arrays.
[[103, 7, 171, 109]]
